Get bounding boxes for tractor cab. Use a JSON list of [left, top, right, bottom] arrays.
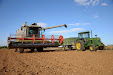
[[77, 31, 91, 45], [78, 31, 90, 39]]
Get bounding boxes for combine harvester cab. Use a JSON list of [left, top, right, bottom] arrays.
[[7, 22, 67, 53]]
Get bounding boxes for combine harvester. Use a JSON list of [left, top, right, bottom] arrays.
[[7, 22, 67, 53]]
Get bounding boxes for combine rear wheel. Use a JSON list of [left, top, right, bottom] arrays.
[[37, 47, 43, 52], [89, 45, 96, 51], [31, 48, 34, 52], [75, 40, 85, 51], [19, 48, 24, 53]]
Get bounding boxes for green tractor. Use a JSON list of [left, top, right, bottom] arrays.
[[75, 31, 105, 51], [63, 31, 105, 51]]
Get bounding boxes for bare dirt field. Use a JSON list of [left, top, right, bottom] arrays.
[[0, 48, 113, 75]]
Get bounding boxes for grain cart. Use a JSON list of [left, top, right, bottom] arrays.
[[63, 31, 105, 51], [7, 22, 67, 53]]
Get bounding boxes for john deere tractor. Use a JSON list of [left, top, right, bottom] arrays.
[[63, 31, 105, 51], [75, 31, 105, 51]]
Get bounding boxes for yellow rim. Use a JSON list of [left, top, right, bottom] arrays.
[[100, 47, 103, 49], [90, 46, 93, 50], [76, 42, 81, 50]]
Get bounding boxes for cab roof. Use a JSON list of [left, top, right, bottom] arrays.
[[22, 23, 42, 28], [78, 31, 90, 34], [25, 25, 42, 28]]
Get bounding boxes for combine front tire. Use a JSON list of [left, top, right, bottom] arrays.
[[19, 48, 24, 53], [15, 48, 17, 52], [75, 40, 85, 51], [89, 45, 96, 51]]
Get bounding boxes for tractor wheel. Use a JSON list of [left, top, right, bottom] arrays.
[[99, 44, 105, 50], [89, 45, 96, 52], [31, 48, 34, 52], [19, 48, 24, 53], [37, 47, 43, 52], [68, 45, 73, 50], [75, 40, 85, 51], [15, 48, 17, 52]]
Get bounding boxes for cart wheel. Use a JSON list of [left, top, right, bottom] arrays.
[[68, 45, 73, 50], [19, 48, 24, 53], [37, 47, 43, 52]]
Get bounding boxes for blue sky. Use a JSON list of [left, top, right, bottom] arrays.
[[0, 0, 113, 46]]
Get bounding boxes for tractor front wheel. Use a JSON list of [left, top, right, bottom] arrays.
[[99, 44, 105, 50], [89, 45, 96, 52], [75, 40, 85, 51]]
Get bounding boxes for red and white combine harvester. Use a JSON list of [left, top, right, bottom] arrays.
[[7, 22, 67, 53]]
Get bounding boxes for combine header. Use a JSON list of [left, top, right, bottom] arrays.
[[7, 22, 67, 53]]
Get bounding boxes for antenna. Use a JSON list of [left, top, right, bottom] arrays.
[[91, 30, 92, 38]]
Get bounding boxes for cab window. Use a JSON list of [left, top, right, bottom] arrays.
[[78, 33, 89, 38]]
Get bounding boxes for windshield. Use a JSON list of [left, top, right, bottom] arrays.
[[78, 33, 90, 38], [29, 27, 38, 34], [29, 27, 41, 38]]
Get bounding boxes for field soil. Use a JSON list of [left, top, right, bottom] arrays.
[[0, 48, 113, 75]]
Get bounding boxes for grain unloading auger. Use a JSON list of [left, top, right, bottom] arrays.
[[7, 22, 67, 53]]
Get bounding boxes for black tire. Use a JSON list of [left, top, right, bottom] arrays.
[[89, 45, 96, 52], [68, 45, 73, 50], [75, 40, 85, 51], [19, 48, 24, 53], [31, 48, 34, 52], [99, 44, 105, 50], [63, 45, 66, 50], [37, 47, 43, 52], [15, 48, 17, 52]]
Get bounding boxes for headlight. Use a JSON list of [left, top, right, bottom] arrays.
[[98, 38, 100, 40]]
